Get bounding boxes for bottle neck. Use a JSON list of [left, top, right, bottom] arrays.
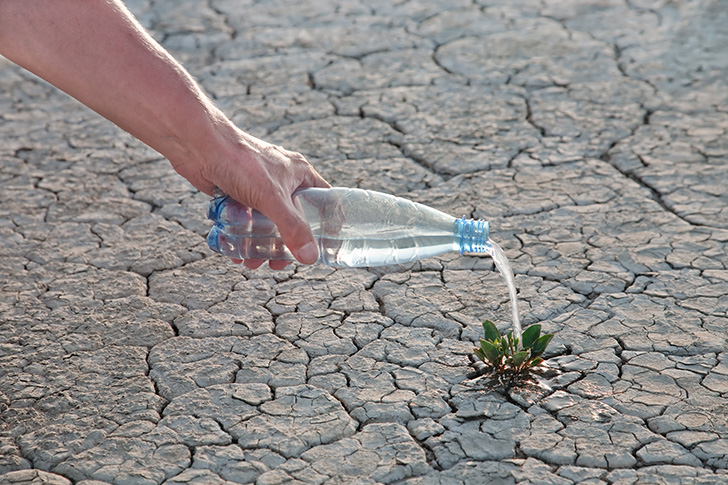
[[454, 217, 490, 254]]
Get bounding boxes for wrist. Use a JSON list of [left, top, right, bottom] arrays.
[[160, 101, 250, 196]]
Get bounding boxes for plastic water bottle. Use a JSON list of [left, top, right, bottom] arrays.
[[206, 187, 490, 268]]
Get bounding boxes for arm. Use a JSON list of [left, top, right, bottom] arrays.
[[0, 0, 328, 268]]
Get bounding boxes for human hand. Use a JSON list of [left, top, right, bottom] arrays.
[[170, 122, 329, 269]]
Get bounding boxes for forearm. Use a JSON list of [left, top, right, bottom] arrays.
[[0, 0, 224, 185]]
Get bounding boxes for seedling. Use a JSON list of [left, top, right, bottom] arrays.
[[473, 320, 554, 374]]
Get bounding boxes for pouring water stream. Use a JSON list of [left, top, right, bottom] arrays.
[[482, 238, 522, 343]]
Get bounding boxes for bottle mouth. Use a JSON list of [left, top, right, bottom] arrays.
[[456, 217, 490, 254]]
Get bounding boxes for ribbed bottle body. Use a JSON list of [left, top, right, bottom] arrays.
[[207, 187, 489, 267]]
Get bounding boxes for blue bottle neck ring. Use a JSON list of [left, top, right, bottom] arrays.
[[455, 217, 490, 254]]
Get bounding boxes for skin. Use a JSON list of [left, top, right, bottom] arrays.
[[0, 0, 329, 269]]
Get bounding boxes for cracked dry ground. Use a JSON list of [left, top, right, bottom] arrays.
[[1, 0, 727, 484]]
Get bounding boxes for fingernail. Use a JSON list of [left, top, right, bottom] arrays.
[[297, 242, 319, 265]]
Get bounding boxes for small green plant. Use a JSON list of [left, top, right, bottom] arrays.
[[473, 320, 554, 374]]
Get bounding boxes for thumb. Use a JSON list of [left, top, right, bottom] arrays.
[[269, 204, 319, 265]]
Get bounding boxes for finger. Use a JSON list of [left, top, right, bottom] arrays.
[[244, 258, 265, 269], [269, 207, 319, 265], [280, 148, 329, 190], [268, 260, 291, 270], [302, 165, 331, 189]]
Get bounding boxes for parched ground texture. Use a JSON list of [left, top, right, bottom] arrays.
[[1, 0, 727, 484]]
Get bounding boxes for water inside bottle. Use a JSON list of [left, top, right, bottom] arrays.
[[482, 238, 522, 342], [322, 235, 457, 267]]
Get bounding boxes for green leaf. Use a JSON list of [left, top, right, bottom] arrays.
[[473, 348, 486, 362], [511, 350, 530, 370], [479, 339, 502, 366], [530, 334, 554, 358], [529, 357, 544, 368], [482, 320, 500, 342], [498, 337, 509, 355], [503, 331, 515, 353], [521, 324, 541, 349]]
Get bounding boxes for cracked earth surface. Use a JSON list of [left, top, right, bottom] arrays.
[[1, 0, 727, 484]]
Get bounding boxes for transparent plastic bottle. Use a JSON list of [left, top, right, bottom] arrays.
[[206, 187, 490, 268]]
